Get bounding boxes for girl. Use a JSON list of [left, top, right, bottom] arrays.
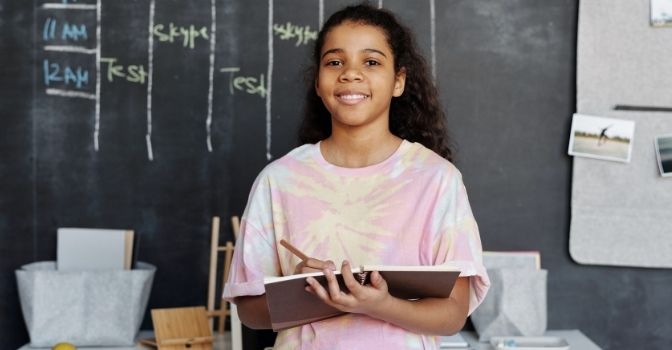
[[224, 4, 489, 349]]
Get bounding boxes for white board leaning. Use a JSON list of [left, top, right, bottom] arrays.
[[568, 113, 636, 163]]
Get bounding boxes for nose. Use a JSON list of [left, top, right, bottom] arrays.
[[338, 65, 363, 82]]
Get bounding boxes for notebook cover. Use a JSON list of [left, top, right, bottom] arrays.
[[264, 266, 460, 331]]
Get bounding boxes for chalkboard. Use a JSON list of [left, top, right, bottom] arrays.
[[1, 0, 671, 349], [0, 0, 35, 345]]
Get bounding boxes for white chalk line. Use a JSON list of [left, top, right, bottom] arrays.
[[146, 0, 156, 161]]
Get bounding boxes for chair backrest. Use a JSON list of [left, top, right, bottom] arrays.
[[152, 306, 213, 350]]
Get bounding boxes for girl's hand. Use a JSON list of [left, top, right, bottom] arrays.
[[294, 258, 337, 274], [305, 260, 390, 315]]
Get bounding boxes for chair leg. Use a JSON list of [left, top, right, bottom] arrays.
[[230, 303, 243, 350], [219, 242, 234, 333], [208, 216, 221, 331]]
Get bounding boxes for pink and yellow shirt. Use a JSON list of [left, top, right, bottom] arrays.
[[224, 140, 490, 350]]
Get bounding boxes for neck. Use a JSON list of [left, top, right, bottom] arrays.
[[321, 129, 402, 168]]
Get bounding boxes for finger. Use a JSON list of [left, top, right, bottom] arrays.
[[306, 276, 331, 302], [296, 262, 323, 274], [304, 257, 331, 270], [369, 270, 387, 290], [324, 268, 345, 300], [294, 261, 305, 275], [300, 266, 324, 274], [324, 260, 337, 270], [340, 261, 363, 295], [298, 258, 331, 274]]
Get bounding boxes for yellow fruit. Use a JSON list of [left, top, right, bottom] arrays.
[[52, 343, 76, 350]]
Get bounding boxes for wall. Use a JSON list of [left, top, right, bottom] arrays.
[[0, 1, 668, 349]]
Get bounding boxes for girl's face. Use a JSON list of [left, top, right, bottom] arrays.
[[316, 22, 406, 133]]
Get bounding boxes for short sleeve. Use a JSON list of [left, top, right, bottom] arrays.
[[431, 167, 490, 315], [222, 171, 281, 302]]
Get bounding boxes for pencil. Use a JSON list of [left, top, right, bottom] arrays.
[[279, 239, 310, 262]]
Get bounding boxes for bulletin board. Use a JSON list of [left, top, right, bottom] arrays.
[[571, 0, 672, 268]]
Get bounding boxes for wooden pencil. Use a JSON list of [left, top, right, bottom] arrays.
[[279, 239, 310, 262]]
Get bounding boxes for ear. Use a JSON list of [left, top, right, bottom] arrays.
[[393, 67, 406, 97]]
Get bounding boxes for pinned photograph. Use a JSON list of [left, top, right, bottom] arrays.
[[568, 114, 635, 163], [651, 0, 672, 27], [655, 134, 672, 176]]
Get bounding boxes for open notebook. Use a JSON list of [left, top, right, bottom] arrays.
[[264, 265, 461, 331]]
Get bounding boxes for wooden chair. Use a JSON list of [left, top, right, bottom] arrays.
[[206, 216, 242, 349], [150, 306, 214, 350]]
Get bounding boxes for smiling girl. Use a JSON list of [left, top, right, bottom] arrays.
[[224, 4, 489, 349]]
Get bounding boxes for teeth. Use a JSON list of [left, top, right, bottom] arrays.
[[339, 94, 367, 100]]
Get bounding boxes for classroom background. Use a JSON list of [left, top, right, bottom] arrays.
[[1, 0, 671, 349]]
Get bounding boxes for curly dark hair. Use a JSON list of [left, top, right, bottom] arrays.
[[298, 2, 453, 161]]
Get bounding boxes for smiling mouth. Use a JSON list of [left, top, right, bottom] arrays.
[[336, 93, 370, 105]]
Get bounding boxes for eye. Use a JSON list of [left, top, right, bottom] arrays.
[[365, 59, 380, 66], [325, 60, 342, 67]]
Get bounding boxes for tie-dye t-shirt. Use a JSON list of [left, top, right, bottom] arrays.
[[223, 140, 490, 350]]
